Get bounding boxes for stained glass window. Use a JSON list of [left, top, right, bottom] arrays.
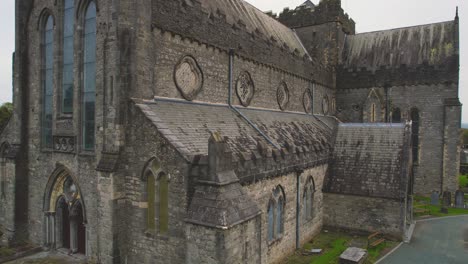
[[82, 2, 96, 150], [62, 0, 75, 113], [42, 16, 54, 149]]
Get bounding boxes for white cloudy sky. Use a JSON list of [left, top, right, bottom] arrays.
[[0, 0, 466, 121]]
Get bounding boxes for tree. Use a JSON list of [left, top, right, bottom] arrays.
[[0, 102, 13, 130], [463, 129, 468, 146]]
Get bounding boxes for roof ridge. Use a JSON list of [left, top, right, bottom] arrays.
[[353, 20, 455, 36]]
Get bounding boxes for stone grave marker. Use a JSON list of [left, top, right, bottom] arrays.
[[339, 247, 368, 264], [455, 190, 464, 208], [430, 191, 439, 205], [442, 191, 452, 207]]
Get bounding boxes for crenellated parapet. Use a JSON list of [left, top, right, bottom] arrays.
[[277, 0, 355, 34], [337, 61, 459, 89]]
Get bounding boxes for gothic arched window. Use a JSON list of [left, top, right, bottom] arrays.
[[82, 1, 96, 150], [61, 0, 75, 113], [146, 172, 156, 230], [267, 201, 274, 241], [410, 108, 420, 163], [42, 15, 54, 149], [142, 158, 169, 234], [158, 172, 169, 234], [303, 177, 315, 221], [371, 103, 376, 123], [267, 185, 285, 243]]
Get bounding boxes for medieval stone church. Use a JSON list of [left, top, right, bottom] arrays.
[[0, 0, 461, 263]]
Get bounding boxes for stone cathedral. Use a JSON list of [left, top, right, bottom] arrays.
[[0, 0, 461, 263]]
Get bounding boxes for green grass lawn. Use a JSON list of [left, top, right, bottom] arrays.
[[284, 230, 398, 264], [414, 195, 468, 218]]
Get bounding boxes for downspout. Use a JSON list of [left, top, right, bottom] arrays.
[[227, 49, 281, 150]]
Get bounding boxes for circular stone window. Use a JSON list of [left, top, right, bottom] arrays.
[[322, 95, 330, 115], [236, 71, 255, 107], [277, 82, 290, 111], [174, 56, 203, 101], [303, 88, 313, 114]]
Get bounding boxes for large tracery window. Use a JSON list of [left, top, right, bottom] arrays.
[[62, 0, 75, 113], [42, 15, 54, 149], [82, 1, 96, 150]]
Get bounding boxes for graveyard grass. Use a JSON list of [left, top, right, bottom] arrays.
[[284, 230, 398, 264], [414, 195, 468, 218]]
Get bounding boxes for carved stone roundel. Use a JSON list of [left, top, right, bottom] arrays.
[[303, 88, 313, 114], [277, 82, 290, 111], [322, 95, 330, 115], [236, 71, 255, 107], [174, 56, 203, 101]]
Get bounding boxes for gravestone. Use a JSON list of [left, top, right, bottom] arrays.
[[455, 190, 465, 208], [339, 247, 368, 264], [442, 191, 452, 207], [430, 191, 439, 205]]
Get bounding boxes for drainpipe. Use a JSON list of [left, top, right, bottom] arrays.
[[295, 169, 303, 249], [227, 49, 281, 150]]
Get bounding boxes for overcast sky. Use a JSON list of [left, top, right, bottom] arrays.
[[0, 0, 466, 121]]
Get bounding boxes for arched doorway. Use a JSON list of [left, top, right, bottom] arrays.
[[43, 166, 87, 255]]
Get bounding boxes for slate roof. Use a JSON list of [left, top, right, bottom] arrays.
[[151, 0, 310, 66], [197, 0, 307, 55], [135, 98, 335, 162], [342, 21, 457, 71], [325, 123, 411, 199]]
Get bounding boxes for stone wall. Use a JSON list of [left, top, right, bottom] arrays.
[[121, 103, 190, 264], [152, 27, 335, 114], [336, 84, 460, 194], [0, 161, 16, 246], [244, 165, 327, 264], [323, 193, 403, 238]]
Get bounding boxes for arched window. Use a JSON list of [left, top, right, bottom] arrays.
[[267, 201, 274, 241], [82, 1, 96, 150], [276, 196, 283, 235], [392, 108, 402, 123], [267, 185, 285, 243], [410, 108, 420, 163], [303, 177, 315, 221], [61, 0, 75, 113], [158, 172, 169, 234], [146, 172, 156, 230], [42, 15, 54, 149], [371, 103, 376, 123], [142, 158, 169, 234]]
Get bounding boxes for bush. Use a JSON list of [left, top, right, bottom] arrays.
[[460, 175, 468, 188]]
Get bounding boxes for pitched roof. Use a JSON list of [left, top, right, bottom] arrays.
[[135, 98, 334, 162], [325, 123, 411, 199], [342, 21, 457, 71], [198, 0, 307, 55]]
